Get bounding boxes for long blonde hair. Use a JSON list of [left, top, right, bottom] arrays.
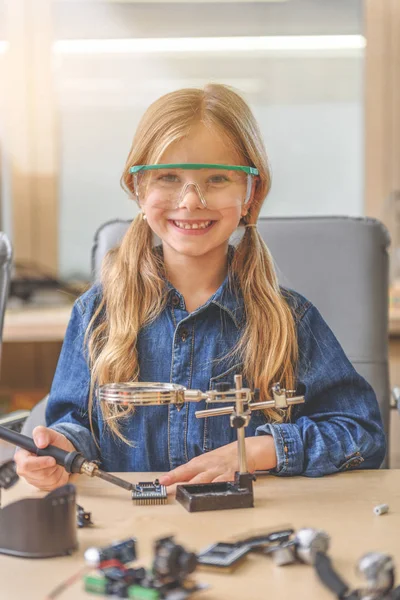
[[87, 83, 298, 441]]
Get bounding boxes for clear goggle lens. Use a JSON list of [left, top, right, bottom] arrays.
[[130, 164, 258, 210]]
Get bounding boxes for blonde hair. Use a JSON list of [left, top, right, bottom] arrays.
[[87, 83, 298, 442]]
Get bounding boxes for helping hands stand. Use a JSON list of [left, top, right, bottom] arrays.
[[99, 375, 305, 512], [176, 375, 305, 512]]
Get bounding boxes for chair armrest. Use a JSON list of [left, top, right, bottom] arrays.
[[0, 410, 31, 433]]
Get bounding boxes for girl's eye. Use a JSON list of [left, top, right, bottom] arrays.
[[157, 173, 179, 183], [208, 175, 230, 184]]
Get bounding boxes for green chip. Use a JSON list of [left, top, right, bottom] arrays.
[[128, 584, 160, 599], [83, 573, 107, 595]]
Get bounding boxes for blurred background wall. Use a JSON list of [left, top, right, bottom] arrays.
[[1, 0, 368, 280]]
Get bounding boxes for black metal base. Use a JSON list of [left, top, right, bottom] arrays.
[[175, 472, 254, 512]]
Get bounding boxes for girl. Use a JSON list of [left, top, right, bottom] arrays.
[[15, 84, 385, 491]]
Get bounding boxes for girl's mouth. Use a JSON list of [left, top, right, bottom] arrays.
[[169, 220, 216, 234]]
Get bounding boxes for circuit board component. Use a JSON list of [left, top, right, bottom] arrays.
[[131, 479, 167, 505], [196, 542, 249, 572]]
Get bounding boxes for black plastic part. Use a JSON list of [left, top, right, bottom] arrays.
[[0, 484, 78, 558], [63, 451, 86, 474], [231, 416, 246, 428], [175, 471, 254, 512], [0, 460, 19, 489], [314, 552, 350, 599], [237, 528, 295, 551], [153, 537, 197, 581], [215, 382, 230, 392], [77, 504, 93, 528], [197, 542, 249, 571]]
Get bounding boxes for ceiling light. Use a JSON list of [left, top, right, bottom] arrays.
[[54, 35, 366, 55]]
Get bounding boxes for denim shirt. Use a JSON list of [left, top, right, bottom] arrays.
[[46, 277, 386, 476]]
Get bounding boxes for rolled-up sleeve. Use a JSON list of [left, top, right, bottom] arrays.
[[46, 299, 100, 462], [256, 303, 387, 477]]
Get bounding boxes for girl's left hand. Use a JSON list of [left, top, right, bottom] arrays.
[[159, 436, 277, 489]]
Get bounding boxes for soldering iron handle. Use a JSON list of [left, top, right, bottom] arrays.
[[0, 425, 85, 473]]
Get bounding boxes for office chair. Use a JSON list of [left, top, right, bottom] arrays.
[[12, 217, 392, 467], [0, 232, 14, 461], [0, 232, 12, 367]]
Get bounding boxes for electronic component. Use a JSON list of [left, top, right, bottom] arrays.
[[76, 504, 93, 528], [131, 479, 167, 505], [84, 538, 137, 568], [315, 550, 400, 600], [83, 536, 207, 599], [294, 528, 330, 565], [233, 528, 295, 552], [153, 536, 198, 582], [374, 503, 389, 516], [197, 542, 249, 572]]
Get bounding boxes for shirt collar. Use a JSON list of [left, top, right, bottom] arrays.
[[165, 270, 245, 329]]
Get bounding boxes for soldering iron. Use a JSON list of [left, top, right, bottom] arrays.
[[0, 425, 133, 492]]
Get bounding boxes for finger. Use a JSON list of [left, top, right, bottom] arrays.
[[32, 426, 56, 449], [16, 454, 57, 474], [212, 472, 233, 483], [14, 448, 32, 464], [23, 465, 62, 484], [188, 471, 217, 485], [159, 461, 205, 486], [26, 468, 68, 491]]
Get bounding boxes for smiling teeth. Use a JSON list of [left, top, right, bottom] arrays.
[[173, 221, 212, 230]]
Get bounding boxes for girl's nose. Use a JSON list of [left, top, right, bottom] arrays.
[[178, 183, 207, 212]]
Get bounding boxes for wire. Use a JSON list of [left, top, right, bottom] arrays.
[[44, 566, 90, 600]]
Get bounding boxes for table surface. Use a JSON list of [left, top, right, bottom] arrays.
[[1, 470, 400, 600]]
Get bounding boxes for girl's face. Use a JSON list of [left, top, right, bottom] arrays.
[[139, 124, 251, 260]]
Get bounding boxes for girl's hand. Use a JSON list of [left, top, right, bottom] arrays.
[[14, 426, 76, 491], [159, 436, 277, 488]]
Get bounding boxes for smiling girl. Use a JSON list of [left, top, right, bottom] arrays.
[[15, 84, 385, 490]]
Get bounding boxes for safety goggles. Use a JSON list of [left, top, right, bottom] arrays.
[[129, 163, 259, 210]]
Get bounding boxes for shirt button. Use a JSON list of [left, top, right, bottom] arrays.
[[181, 327, 188, 342], [171, 294, 180, 307]]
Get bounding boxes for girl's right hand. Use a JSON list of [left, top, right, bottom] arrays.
[[14, 426, 76, 491]]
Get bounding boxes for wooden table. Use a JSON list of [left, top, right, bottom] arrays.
[[3, 305, 72, 343], [1, 470, 400, 600]]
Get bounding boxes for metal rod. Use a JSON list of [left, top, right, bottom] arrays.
[[234, 374, 248, 474], [195, 396, 304, 419], [195, 399, 275, 419], [93, 470, 133, 491]]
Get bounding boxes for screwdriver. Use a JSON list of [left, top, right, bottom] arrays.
[[0, 425, 133, 492]]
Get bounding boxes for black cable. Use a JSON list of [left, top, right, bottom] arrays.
[[314, 552, 354, 599]]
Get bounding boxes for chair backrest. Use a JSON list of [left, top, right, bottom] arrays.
[[92, 216, 391, 463], [0, 233, 12, 367]]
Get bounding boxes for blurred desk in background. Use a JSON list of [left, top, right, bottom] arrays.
[[3, 305, 72, 342], [0, 305, 72, 415]]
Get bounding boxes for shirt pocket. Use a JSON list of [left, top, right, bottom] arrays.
[[202, 363, 268, 452]]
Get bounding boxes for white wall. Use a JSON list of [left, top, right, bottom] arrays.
[[56, 49, 364, 278]]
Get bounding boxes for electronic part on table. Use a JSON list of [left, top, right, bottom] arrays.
[[131, 479, 167, 505]]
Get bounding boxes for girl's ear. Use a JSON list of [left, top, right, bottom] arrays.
[[241, 176, 259, 218]]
